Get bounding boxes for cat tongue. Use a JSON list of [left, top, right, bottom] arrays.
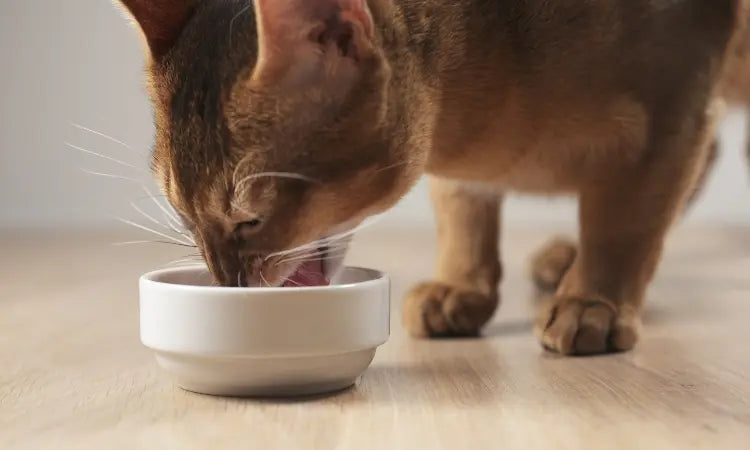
[[283, 259, 329, 287]]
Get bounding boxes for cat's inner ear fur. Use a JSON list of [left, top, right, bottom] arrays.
[[116, 0, 199, 59], [251, 0, 376, 87]]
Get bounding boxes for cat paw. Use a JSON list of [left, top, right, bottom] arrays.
[[402, 282, 498, 338], [534, 296, 641, 355], [530, 238, 577, 292]]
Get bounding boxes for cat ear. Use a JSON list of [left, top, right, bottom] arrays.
[[251, 0, 376, 86], [116, 0, 199, 59]]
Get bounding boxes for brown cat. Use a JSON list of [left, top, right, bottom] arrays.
[[117, 0, 748, 355]]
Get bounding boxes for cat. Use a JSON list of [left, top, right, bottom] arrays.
[[116, 0, 748, 355]]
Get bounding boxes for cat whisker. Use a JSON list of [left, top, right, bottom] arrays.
[[311, 252, 351, 263], [82, 171, 189, 238], [115, 217, 195, 247], [132, 194, 192, 231], [277, 251, 330, 265], [263, 214, 383, 261], [234, 172, 321, 193], [224, 167, 231, 200], [84, 168, 193, 243], [280, 276, 302, 287], [375, 160, 410, 173], [327, 216, 383, 242], [277, 247, 348, 265], [112, 240, 197, 248], [281, 250, 348, 266], [232, 155, 251, 186], [259, 269, 272, 288], [65, 142, 145, 172], [170, 228, 195, 244], [267, 238, 347, 261], [229, 1, 252, 43], [304, 254, 349, 264], [230, 199, 255, 217], [130, 201, 170, 229], [267, 229, 359, 259], [139, 185, 190, 238], [281, 254, 349, 272], [168, 261, 207, 268], [320, 217, 382, 247], [282, 240, 351, 258], [164, 255, 205, 266], [233, 172, 322, 209], [267, 239, 349, 261], [169, 258, 204, 265], [270, 215, 381, 260], [70, 123, 135, 151], [80, 169, 144, 184], [266, 242, 324, 260], [134, 194, 169, 200]]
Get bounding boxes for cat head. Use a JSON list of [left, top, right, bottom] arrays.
[[117, 0, 422, 286]]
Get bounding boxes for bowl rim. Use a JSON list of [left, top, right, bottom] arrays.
[[140, 265, 389, 294]]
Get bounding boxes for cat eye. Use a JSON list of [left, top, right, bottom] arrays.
[[234, 219, 264, 237], [243, 218, 263, 229]]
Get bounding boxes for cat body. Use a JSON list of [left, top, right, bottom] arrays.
[[117, 0, 748, 355]]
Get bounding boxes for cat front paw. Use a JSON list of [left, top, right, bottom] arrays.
[[402, 281, 498, 338], [534, 295, 641, 355]]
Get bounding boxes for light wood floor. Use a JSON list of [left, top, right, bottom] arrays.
[[2, 227, 750, 449]]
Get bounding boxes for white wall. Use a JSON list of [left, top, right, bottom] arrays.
[[1, 0, 748, 230]]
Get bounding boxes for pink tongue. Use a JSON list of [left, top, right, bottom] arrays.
[[283, 259, 329, 287]]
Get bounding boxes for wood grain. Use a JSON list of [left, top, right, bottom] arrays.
[[2, 227, 749, 449]]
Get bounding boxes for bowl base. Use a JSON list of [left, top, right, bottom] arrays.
[[154, 348, 377, 398], [179, 379, 357, 398]]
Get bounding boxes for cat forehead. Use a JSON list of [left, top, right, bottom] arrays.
[[151, 1, 260, 201]]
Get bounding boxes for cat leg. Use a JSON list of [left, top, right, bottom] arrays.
[[403, 177, 502, 338], [536, 102, 721, 355], [530, 134, 720, 294]]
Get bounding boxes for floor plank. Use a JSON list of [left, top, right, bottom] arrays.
[[1, 227, 749, 449]]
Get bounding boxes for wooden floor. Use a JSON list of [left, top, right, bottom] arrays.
[[2, 227, 750, 449]]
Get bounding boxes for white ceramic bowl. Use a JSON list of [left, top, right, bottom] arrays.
[[139, 266, 390, 397]]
